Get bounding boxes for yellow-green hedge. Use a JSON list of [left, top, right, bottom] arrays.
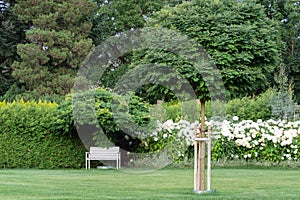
[[0, 99, 85, 169]]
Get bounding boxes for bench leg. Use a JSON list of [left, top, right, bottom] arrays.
[[86, 159, 90, 170], [85, 153, 89, 170], [116, 157, 121, 170]]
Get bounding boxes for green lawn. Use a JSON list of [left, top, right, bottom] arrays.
[[0, 168, 299, 199]]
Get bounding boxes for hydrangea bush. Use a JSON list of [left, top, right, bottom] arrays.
[[213, 117, 300, 162], [140, 119, 199, 164], [141, 117, 300, 165], [139, 119, 215, 165]]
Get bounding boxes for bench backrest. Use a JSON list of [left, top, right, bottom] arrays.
[[90, 147, 120, 154], [89, 147, 120, 160]]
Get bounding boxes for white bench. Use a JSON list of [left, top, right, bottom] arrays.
[[85, 147, 121, 170]]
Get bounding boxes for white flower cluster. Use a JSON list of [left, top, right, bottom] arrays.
[[145, 116, 300, 161], [148, 119, 199, 146], [222, 119, 300, 147], [220, 117, 300, 161], [148, 119, 216, 146]]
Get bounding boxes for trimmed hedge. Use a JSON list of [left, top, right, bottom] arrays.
[[0, 100, 86, 169]]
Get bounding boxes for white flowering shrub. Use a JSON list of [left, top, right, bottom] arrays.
[[140, 119, 199, 164], [138, 116, 300, 165], [138, 118, 215, 165], [213, 118, 300, 162]]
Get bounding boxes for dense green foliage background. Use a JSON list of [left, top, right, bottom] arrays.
[[1, 0, 300, 168], [1, 0, 299, 101], [0, 88, 285, 169], [161, 90, 273, 122]]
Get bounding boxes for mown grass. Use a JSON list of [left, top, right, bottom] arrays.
[[0, 167, 299, 200]]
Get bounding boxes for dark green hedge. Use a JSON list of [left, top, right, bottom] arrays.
[[0, 100, 86, 169]]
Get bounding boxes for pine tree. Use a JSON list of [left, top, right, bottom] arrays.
[[12, 0, 96, 96]]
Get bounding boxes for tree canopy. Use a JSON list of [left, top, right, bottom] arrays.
[[90, 0, 183, 45], [102, 0, 282, 101], [153, 0, 283, 98], [11, 0, 96, 96]]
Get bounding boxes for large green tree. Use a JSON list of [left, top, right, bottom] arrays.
[[257, 0, 300, 102], [97, 0, 283, 102], [11, 0, 96, 96], [136, 0, 282, 99], [90, 0, 183, 45]]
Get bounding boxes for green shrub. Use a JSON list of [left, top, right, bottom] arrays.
[[0, 99, 85, 169], [57, 87, 155, 153], [158, 90, 274, 122], [159, 101, 200, 122], [1, 84, 64, 103], [161, 101, 182, 121], [225, 90, 273, 121]]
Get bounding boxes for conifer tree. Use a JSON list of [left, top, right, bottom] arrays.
[[12, 0, 96, 95], [270, 60, 299, 120]]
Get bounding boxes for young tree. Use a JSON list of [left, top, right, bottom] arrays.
[[12, 0, 96, 96], [270, 60, 299, 120]]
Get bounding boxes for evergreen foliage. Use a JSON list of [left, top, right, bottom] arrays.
[[0, 0, 26, 96], [11, 0, 96, 96], [269, 60, 299, 120]]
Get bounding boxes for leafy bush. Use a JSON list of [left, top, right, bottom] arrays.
[[224, 90, 273, 121], [57, 87, 154, 153], [159, 101, 200, 122], [0, 99, 85, 169], [158, 90, 274, 122]]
